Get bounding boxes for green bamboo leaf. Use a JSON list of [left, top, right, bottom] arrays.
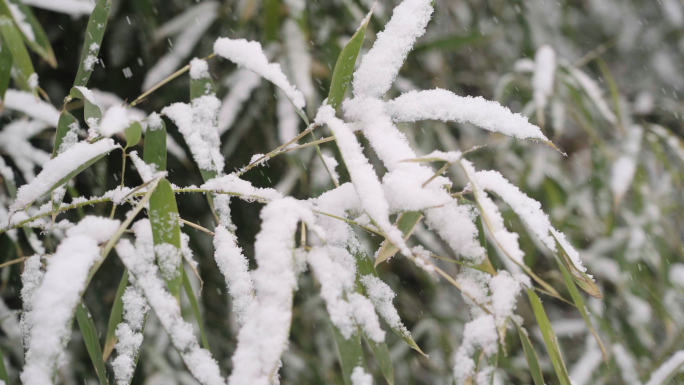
[[363, 335, 394, 385], [188, 59, 220, 182], [181, 268, 211, 351], [352, 239, 427, 357], [263, 0, 279, 42], [331, 323, 365, 385], [73, 0, 111, 87], [556, 257, 607, 362], [527, 289, 572, 385], [69, 86, 102, 128], [0, 342, 10, 385], [148, 178, 182, 299], [103, 269, 128, 362], [515, 322, 545, 385], [375, 211, 422, 266], [0, 34, 12, 101], [53, 111, 79, 157], [76, 301, 109, 385], [124, 122, 142, 149], [0, 12, 34, 91], [143, 117, 167, 171], [551, 233, 602, 299], [4, 0, 56, 67], [327, 11, 371, 110]]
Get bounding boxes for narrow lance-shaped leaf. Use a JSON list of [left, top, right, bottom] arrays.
[[363, 334, 394, 385], [0, 12, 34, 91], [515, 323, 545, 385], [552, 233, 602, 299], [76, 301, 109, 385], [189, 59, 219, 182], [556, 257, 607, 362], [327, 10, 371, 110], [124, 122, 142, 149], [5, 0, 56, 67], [143, 115, 167, 171], [331, 323, 365, 385], [50, 111, 79, 215], [181, 267, 211, 351], [148, 179, 182, 299], [0, 342, 10, 385], [73, 0, 111, 87], [375, 211, 422, 266], [103, 269, 128, 361], [69, 86, 102, 129], [527, 289, 572, 385], [0, 34, 12, 101]]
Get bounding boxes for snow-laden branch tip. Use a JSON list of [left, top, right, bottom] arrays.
[[201, 174, 283, 202], [10, 139, 120, 213], [229, 198, 319, 385], [214, 37, 305, 110], [315, 105, 410, 256], [352, 0, 433, 98], [21, 217, 120, 385], [385, 89, 550, 142], [117, 219, 225, 385]]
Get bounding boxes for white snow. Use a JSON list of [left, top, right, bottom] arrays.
[[276, 88, 300, 144], [3, 89, 60, 127], [112, 286, 149, 385], [99, 106, 131, 137], [360, 275, 410, 338], [7, 2, 35, 41], [20, 254, 44, 349], [385, 89, 549, 142], [214, 38, 305, 110], [20, 0, 94, 16], [532, 45, 556, 110], [453, 314, 498, 385], [610, 125, 642, 202], [351, 366, 373, 385], [162, 95, 224, 174], [117, 219, 225, 385], [189, 58, 210, 80], [352, 0, 433, 98], [10, 139, 119, 212], [565, 64, 617, 124], [213, 225, 256, 326], [550, 228, 588, 274], [218, 69, 261, 134], [228, 198, 318, 385], [21, 217, 120, 385], [315, 105, 410, 256], [644, 351, 684, 385], [476, 170, 556, 251], [0, 119, 51, 182], [283, 19, 315, 105], [201, 174, 282, 201]]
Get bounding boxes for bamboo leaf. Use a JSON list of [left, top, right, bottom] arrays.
[[552, 233, 602, 299], [527, 289, 572, 385], [331, 323, 365, 385], [124, 122, 142, 149], [375, 211, 422, 266], [76, 301, 109, 385], [148, 178, 182, 299], [103, 269, 128, 362], [0, 342, 10, 385], [5, 0, 56, 67], [53, 111, 78, 157], [143, 118, 167, 171], [0, 34, 11, 101], [181, 267, 211, 351], [263, 0, 279, 42], [0, 12, 34, 91], [556, 257, 607, 362], [327, 10, 372, 109], [363, 335, 394, 385], [69, 86, 102, 128], [73, 0, 111, 87], [515, 322, 545, 385]]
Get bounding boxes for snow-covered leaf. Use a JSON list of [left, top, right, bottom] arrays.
[[73, 0, 110, 87]]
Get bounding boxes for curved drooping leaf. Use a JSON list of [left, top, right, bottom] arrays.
[[69, 86, 102, 129], [0, 34, 11, 100], [182, 267, 211, 351], [103, 269, 128, 361], [0, 12, 34, 91], [124, 121, 142, 149], [515, 323, 545, 385], [552, 233, 602, 299], [5, 0, 56, 67], [327, 10, 371, 110], [76, 301, 109, 385], [73, 0, 111, 87], [375, 211, 422, 266], [331, 323, 365, 385], [143, 117, 167, 171]]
